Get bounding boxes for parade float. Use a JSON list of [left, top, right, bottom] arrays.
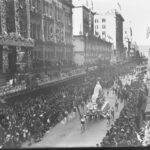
[[86, 80, 110, 119]]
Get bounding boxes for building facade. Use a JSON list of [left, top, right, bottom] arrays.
[[72, 5, 112, 66], [0, 0, 73, 85], [94, 10, 124, 62], [30, 0, 73, 71], [0, 0, 34, 83]]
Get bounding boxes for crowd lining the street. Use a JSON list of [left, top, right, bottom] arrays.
[[0, 62, 141, 148], [100, 70, 148, 147]]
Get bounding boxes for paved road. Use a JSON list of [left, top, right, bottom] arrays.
[[22, 88, 124, 148], [22, 73, 138, 148]]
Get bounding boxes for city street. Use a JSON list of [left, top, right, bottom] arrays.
[[22, 86, 126, 148], [1, 0, 150, 148], [22, 73, 137, 148]]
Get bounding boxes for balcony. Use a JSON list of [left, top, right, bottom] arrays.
[[0, 32, 34, 47]]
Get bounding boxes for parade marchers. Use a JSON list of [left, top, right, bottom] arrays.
[[0, 63, 145, 148]]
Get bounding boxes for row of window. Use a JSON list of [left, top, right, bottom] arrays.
[[33, 49, 72, 61], [30, 22, 72, 44], [95, 18, 106, 23], [33, 50, 55, 60], [95, 25, 106, 29], [30, 0, 71, 26], [86, 49, 110, 57], [86, 46, 110, 50], [95, 25, 99, 29], [95, 19, 98, 23], [43, 1, 53, 17]]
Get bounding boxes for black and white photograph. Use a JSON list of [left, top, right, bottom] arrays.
[[0, 0, 150, 148]]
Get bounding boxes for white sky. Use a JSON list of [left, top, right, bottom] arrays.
[[92, 0, 150, 45]]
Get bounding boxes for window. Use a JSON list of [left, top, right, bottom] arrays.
[[102, 25, 106, 29], [95, 31, 98, 35], [102, 31, 106, 39], [102, 18, 106, 22], [102, 31, 106, 35], [31, 23, 40, 40], [95, 19, 98, 23]]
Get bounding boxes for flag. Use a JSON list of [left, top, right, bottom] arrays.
[[130, 27, 132, 37], [117, 2, 121, 11], [146, 27, 150, 39]]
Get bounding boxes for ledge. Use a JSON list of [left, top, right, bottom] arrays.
[[0, 32, 34, 47]]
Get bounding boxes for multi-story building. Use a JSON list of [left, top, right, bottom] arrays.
[[94, 10, 124, 62], [0, 0, 34, 85], [124, 26, 133, 58], [29, 0, 42, 69], [0, 0, 73, 86], [72, 3, 112, 66], [30, 0, 73, 71]]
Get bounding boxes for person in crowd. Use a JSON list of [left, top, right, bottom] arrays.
[[111, 107, 115, 122], [101, 74, 147, 147], [80, 115, 86, 133], [72, 106, 77, 118], [64, 110, 69, 124], [0, 62, 143, 148], [107, 90, 109, 96], [107, 112, 111, 128], [115, 100, 119, 112]]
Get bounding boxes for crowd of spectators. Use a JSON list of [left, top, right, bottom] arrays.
[[0, 72, 97, 148], [0, 68, 86, 98], [0, 62, 138, 148], [100, 71, 148, 147]]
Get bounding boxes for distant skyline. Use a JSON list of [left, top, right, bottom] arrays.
[[92, 0, 150, 46]]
